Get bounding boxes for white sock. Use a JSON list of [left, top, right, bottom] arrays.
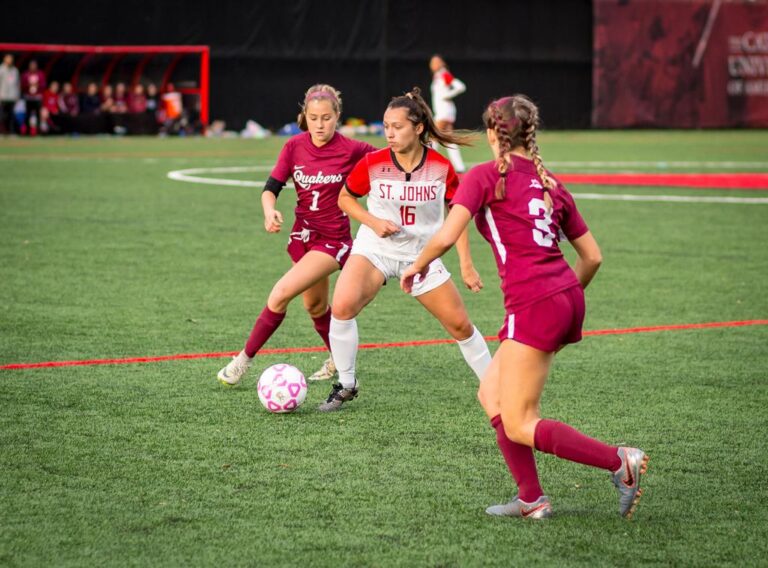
[[236, 350, 253, 363], [457, 326, 491, 380], [446, 144, 465, 173], [329, 316, 359, 388]]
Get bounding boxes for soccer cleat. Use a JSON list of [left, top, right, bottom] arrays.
[[485, 495, 552, 519], [217, 351, 253, 386], [611, 447, 649, 519], [317, 382, 358, 412], [308, 357, 337, 381]]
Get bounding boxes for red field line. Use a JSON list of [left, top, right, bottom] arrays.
[[1, 319, 766, 372], [557, 173, 768, 190]]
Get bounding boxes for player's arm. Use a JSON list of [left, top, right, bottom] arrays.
[[569, 231, 602, 289], [262, 176, 285, 233], [453, 210, 483, 293], [444, 76, 466, 99], [401, 204, 473, 293], [338, 186, 400, 238]]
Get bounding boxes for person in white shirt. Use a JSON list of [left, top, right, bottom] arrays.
[[430, 54, 467, 173], [0, 54, 20, 134]]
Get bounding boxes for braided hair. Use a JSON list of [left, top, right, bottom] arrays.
[[387, 87, 472, 148], [482, 95, 554, 210]]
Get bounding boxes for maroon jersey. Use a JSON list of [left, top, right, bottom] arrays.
[[451, 156, 589, 313], [271, 132, 377, 240]]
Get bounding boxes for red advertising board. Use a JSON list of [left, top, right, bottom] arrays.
[[593, 0, 768, 127]]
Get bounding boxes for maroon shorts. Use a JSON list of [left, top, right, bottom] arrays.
[[286, 222, 353, 268], [498, 286, 585, 352]]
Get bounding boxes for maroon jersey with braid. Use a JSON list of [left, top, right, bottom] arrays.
[[451, 155, 589, 313]]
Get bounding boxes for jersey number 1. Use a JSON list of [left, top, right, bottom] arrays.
[[528, 198, 555, 247], [309, 190, 320, 211]]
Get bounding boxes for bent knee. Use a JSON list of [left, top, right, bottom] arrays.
[[499, 415, 529, 445], [331, 301, 360, 321], [304, 299, 328, 319], [267, 284, 295, 312], [448, 319, 474, 341]]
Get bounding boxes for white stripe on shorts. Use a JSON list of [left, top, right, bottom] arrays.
[[336, 243, 350, 262], [507, 314, 515, 340]]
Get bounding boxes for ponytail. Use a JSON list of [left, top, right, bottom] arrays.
[[388, 87, 473, 148]]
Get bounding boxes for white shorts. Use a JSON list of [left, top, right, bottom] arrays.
[[432, 103, 456, 123], [350, 244, 451, 297]]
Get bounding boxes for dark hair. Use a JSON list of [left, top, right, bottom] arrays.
[[482, 94, 553, 209], [297, 84, 342, 131], [387, 87, 471, 148]]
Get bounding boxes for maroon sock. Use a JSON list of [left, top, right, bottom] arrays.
[[311, 307, 332, 351], [534, 419, 622, 472], [491, 415, 544, 503], [244, 306, 286, 357]]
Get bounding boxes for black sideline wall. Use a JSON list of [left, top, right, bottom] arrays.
[[1, 0, 592, 130]]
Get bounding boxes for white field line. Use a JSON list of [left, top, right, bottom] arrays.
[[573, 193, 768, 204], [538, 161, 768, 169], [167, 166, 270, 187], [167, 166, 768, 204]]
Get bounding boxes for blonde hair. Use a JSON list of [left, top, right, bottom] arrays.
[[482, 95, 553, 210], [297, 84, 342, 131], [387, 87, 473, 148]]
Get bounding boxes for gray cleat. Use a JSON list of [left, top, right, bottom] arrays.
[[611, 447, 649, 519], [485, 495, 552, 519], [318, 382, 358, 412]]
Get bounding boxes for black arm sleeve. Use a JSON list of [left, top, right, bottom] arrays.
[[263, 176, 286, 197]]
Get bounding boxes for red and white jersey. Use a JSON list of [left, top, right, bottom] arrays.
[[272, 132, 377, 241], [451, 156, 590, 313], [430, 67, 466, 122], [345, 147, 459, 261]]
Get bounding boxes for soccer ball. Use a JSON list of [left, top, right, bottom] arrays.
[[257, 364, 307, 413]]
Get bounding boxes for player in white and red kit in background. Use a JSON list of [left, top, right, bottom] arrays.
[[217, 84, 377, 386], [319, 87, 491, 412], [402, 95, 648, 519], [429, 55, 466, 174]]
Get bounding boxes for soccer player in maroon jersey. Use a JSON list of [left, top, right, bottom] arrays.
[[402, 95, 648, 519], [318, 88, 491, 412], [217, 84, 377, 386]]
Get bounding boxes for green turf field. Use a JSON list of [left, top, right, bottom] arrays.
[[1, 132, 767, 567]]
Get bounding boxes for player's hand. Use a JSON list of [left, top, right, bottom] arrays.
[[371, 217, 401, 238], [461, 265, 483, 293], [264, 209, 283, 233], [400, 263, 429, 294]]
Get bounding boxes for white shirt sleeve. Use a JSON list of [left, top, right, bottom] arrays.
[[444, 76, 466, 100]]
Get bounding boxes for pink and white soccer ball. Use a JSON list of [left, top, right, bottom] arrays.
[[257, 364, 307, 413]]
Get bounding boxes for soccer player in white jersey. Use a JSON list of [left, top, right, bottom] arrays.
[[318, 88, 492, 412], [430, 54, 467, 174]]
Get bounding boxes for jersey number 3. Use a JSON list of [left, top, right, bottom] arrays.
[[528, 198, 555, 247]]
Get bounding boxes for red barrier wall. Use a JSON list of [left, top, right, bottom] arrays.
[[593, 0, 768, 128]]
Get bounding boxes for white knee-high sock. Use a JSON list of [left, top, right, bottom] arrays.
[[329, 316, 359, 388], [446, 144, 466, 173], [457, 326, 491, 380]]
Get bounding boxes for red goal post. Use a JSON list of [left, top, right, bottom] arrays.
[[0, 43, 210, 128]]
